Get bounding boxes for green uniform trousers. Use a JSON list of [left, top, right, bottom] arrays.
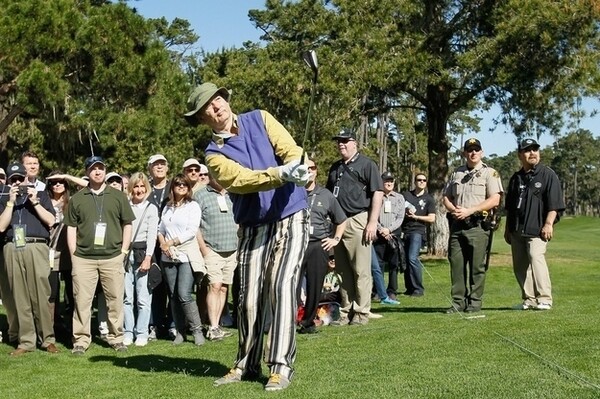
[[448, 224, 490, 310]]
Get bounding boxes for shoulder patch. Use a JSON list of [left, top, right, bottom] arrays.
[[493, 171, 499, 178]]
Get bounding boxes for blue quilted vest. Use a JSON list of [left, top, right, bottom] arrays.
[[205, 110, 307, 226]]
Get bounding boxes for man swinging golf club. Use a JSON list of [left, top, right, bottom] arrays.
[[184, 77, 311, 390]]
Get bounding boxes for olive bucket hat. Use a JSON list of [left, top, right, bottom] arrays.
[[184, 83, 231, 126]]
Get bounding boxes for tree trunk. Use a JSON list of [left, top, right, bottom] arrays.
[[425, 84, 451, 257], [0, 102, 23, 165]]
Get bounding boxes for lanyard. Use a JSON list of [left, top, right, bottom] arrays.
[[336, 152, 360, 183], [152, 186, 165, 207], [15, 195, 28, 225], [307, 189, 317, 211], [90, 190, 106, 222]]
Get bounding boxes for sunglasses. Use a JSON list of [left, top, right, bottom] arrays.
[[308, 166, 317, 171], [174, 182, 188, 188], [336, 138, 354, 144], [107, 178, 122, 184], [465, 148, 481, 153], [416, 179, 427, 182], [185, 168, 200, 173], [199, 173, 209, 177], [50, 180, 66, 186], [9, 176, 25, 184]]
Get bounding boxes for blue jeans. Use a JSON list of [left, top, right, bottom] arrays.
[[162, 261, 196, 332], [403, 232, 425, 294], [123, 261, 152, 340], [371, 245, 387, 300]]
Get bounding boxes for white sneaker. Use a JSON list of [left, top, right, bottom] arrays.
[[148, 326, 157, 341], [536, 303, 552, 310], [123, 336, 133, 346], [99, 321, 109, 335], [512, 303, 533, 310], [135, 337, 148, 347], [368, 312, 383, 319]]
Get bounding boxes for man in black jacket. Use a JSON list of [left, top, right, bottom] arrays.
[[504, 138, 565, 311]]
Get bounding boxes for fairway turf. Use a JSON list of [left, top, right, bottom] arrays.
[[0, 216, 598, 398]]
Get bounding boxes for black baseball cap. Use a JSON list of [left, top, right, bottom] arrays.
[[518, 138, 540, 152], [463, 138, 482, 151], [6, 163, 26, 180], [332, 129, 356, 141], [85, 156, 106, 170], [381, 171, 395, 181]]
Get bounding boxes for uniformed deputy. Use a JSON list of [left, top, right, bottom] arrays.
[[443, 138, 503, 313], [0, 162, 58, 356]]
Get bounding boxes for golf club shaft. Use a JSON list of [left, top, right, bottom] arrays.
[[300, 81, 317, 164], [300, 50, 318, 164]]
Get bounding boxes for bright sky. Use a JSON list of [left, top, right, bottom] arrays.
[[133, 0, 598, 157]]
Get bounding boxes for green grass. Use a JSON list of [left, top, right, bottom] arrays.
[[1, 217, 599, 398]]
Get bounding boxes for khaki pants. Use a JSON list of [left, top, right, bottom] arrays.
[[334, 212, 372, 316], [72, 254, 125, 348], [0, 250, 19, 342], [510, 231, 552, 305], [4, 242, 54, 351]]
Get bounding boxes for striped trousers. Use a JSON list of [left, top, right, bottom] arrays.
[[233, 209, 309, 380]]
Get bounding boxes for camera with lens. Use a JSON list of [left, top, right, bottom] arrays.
[[17, 185, 32, 197]]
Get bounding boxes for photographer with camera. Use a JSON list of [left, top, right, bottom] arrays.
[[443, 139, 503, 314], [0, 162, 57, 356]]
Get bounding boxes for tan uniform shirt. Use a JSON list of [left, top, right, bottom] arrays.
[[444, 163, 503, 208]]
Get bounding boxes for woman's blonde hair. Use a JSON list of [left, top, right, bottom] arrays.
[[127, 172, 151, 202]]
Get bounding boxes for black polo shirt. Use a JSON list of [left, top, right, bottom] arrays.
[[307, 185, 347, 240], [326, 153, 383, 216], [0, 189, 55, 240], [401, 190, 436, 235]]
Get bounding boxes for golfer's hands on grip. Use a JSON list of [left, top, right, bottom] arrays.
[[278, 160, 310, 187]]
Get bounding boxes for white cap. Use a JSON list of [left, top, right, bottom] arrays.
[[105, 172, 122, 182], [0, 167, 5, 177], [182, 158, 201, 169], [199, 164, 208, 174], [148, 154, 168, 166]]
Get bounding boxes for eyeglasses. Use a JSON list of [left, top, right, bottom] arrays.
[[416, 179, 427, 182], [185, 168, 199, 173], [107, 178, 122, 184], [465, 148, 481, 153], [308, 166, 317, 171], [199, 173, 209, 177], [9, 176, 25, 184], [336, 138, 354, 144], [50, 180, 66, 186], [174, 182, 188, 188]]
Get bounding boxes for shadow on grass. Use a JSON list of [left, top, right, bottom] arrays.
[[372, 306, 516, 315], [88, 354, 229, 377], [372, 307, 448, 315]]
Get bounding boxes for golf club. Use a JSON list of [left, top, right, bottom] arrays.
[[300, 50, 318, 164]]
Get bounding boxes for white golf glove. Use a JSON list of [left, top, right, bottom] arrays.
[[291, 164, 310, 186], [278, 160, 310, 186]]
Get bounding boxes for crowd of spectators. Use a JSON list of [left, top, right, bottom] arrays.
[[0, 148, 433, 356]]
